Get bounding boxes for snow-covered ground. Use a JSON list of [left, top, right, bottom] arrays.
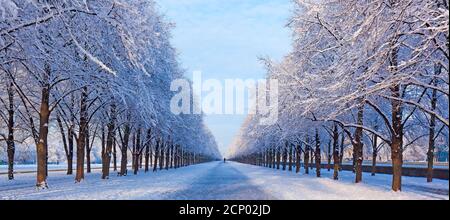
[[0, 161, 448, 200], [237, 163, 449, 200]]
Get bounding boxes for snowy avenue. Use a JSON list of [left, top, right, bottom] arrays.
[[0, 162, 447, 200], [0, 0, 449, 201]]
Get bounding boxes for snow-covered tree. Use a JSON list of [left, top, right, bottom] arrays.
[[230, 0, 448, 191], [0, 0, 220, 188]]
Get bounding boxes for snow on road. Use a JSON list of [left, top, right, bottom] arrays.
[[0, 161, 448, 200], [233, 163, 449, 200], [163, 162, 275, 200]]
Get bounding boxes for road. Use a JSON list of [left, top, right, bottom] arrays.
[[163, 162, 276, 200]]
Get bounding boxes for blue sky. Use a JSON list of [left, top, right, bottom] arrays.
[[156, 0, 292, 156]]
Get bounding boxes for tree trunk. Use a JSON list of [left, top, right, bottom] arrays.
[[6, 81, 15, 180], [391, 84, 403, 191], [304, 145, 310, 174], [150, 144, 154, 168], [75, 87, 88, 183], [276, 147, 281, 170], [391, 135, 403, 191], [119, 124, 130, 177], [371, 151, 377, 177], [86, 148, 91, 173], [36, 64, 51, 188], [186, 152, 190, 166], [133, 153, 139, 175], [131, 133, 135, 169], [262, 150, 266, 167], [371, 133, 378, 176], [184, 150, 187, 166], [272, 147, 276, 169], [112, 138, 117, 171], [101, 124, 105, 165], [315, 129, 321, 177], [352, 152, 356, 173], [159, 143, 164, 170], [139, 152, 143, 169], [339, 132, 344, 171], [133, 127, 141, 175], [268, 147, 272, 168], [390, 45, 403, 192], [354, 103, 364, 183], [427, 66, 439, 182], [332, 124, 339, 180], [67, 124, 74, 175], [288, 143, 293, 171], [295, 144, 301, 173], [153, 138, 160, 172], [144, 143, 150, 172], [144, 129, 151, 172], [176, 145, 180, 168], [86, 123, 91, 173], [180, 146, 184, 167], [170, 144, 174, 169], [260, 151, 264, 167], [102, 104, 117, 179], [165, 143, 170, 170], [173, 145, 177, 169], [282, 143, 287, 171], [327, 140, 331, 172]]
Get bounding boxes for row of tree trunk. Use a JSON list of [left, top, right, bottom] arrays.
[[233, 130, 347, 179], [5, 88, 213, 187], [233, 101, 439, 192]]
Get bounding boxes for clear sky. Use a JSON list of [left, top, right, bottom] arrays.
[[156, 0, 292, 156]]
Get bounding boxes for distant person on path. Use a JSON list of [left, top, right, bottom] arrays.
[[224, 158, 226, 163]]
